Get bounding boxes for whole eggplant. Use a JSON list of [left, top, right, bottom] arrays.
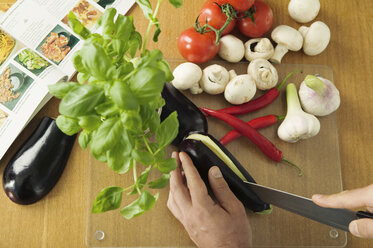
[[3, 117, 76, 205], [161, 82, 207, 146], [179, 132, 271, 213]]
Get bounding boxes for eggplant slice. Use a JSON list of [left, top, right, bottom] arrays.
[[3, 117, 76, 205], [179, 132, 271, 213], [161, 83, 207, 146]]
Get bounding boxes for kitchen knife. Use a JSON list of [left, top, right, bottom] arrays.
[[244, 181, 373, 232]]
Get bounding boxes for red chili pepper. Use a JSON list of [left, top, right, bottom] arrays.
[[220, 115, 284, 146], [200, 107, 302, 176], [218, 70, 302, 115]]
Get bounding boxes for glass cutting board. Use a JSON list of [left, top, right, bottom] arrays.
[[86, 62, 346, 247]]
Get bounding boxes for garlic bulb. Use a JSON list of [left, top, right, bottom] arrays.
[[299, 75, 340, 116], [278, 83, 320, 143]]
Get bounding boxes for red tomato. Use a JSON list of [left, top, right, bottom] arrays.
[[237, 0, 273, 38], [202, 0, 255, 12], [199, 1, 236, 35], [178, 27, 220, 63]]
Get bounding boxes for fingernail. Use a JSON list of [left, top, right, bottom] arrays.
[[211, 166, 222, 178], [349, 221, 360, 237], [171, 151, 177, 158]]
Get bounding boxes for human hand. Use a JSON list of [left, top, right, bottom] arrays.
[[312, 184, 373, 239], [167, 152, 252, 248]]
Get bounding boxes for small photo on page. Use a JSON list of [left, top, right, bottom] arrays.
[[62, 0, 103, 30], [0, 63, 34, 111], [14, 49, 51, 76], [0, 109, 8, 128], [36, 25, 79, 65], [0, 29, 17, 68], [93, 0, 115, 9]]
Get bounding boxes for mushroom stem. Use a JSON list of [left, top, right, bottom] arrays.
[[304, 75, 327, 96], [298, 26, 309, 37], [270, 44, 289, 64], [254, 38, 273, 53], [229, 70, 237, 81]]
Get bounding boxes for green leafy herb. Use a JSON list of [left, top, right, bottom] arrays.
[[49, 2, 181, 219]]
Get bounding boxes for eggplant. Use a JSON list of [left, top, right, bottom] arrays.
[[3, 117, 76, 205], [179, 132, 271, 213], [161, 82, 207, 146]]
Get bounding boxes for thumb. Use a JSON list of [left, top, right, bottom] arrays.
[[349, 219, 373, 239], [208, 166, 243, 213]]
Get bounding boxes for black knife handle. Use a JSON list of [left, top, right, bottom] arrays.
[[356, 211, 373, 219]]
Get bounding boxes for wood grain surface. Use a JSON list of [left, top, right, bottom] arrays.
[[0, 0, 373, 247]]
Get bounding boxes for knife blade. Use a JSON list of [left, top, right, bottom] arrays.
[[244, 181, 373, 232]]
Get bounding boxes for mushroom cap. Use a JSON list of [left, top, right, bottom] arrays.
[[224, 74, 256, 105], [200, 64, 229, 95], [248, 58, 278, 90], [244, 38, 274, 61], [271, 25, 303, 51], [288, 0, 320, 23], [300, 21, 331, 56], [171, 62, 202, 90], [218, 34, 245, 63]]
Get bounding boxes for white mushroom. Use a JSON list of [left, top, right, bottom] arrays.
[[244, 38, 275, 61], [228, 69, 237, 81], [270, 25, 303, 64], [171, 62, 203, 94], [224, 74, 256, 105], [248, 59, 278, 90], [218, 34, 245, 63], [299, 21, 331, 56], [288, 0, 320, 23], [199, 64, 230, 94]]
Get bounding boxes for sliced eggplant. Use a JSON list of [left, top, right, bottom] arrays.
[[161, 82, 207, 146], [179, 132, 271, 213], [3, 117, 76, 205]]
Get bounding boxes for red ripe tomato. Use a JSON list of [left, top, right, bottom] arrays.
[[178, 27, 220, 63], [237, 0, 273, 38], [199, 1, 236, 35], [203, 0, 255, 12]]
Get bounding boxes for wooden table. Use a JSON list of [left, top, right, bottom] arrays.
[[1, 0, 372, 247]]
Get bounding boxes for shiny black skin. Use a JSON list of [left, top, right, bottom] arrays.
[[161, 83, 208, 146], [179, 132, 270, 212], [3, 117, 76, 205]]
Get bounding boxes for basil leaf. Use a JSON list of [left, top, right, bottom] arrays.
[[157, 59, 173, 82], [168, 0, 182, 8], [68, 11, 91, 40], [107, 136, 133, 174], [92, 186, 123, 213], [130, 67, 165, 104], [48, 82, 77, 99], [77, 72, 90, 84], [90, 117, 122, 154], [157, 158, 177, 173], [110, 81, 138, 110], [120, 190, 158, 219], [56, 115, 81, 136], [77, 42, 113, 81], [128, 32, 142, 58], [156, 111, 178, 149], [78, 130, 91, 149], [136, 0, 153, 20], [78, 115, 101, 131], [132, 149, 154, 165], [129, 166, 151, 195], [95, 101, 119, 117], [121, 111, 142, 132], [136, 49, 163, 68], [148, 174, 170, 189], [59, 84, 105, 117]]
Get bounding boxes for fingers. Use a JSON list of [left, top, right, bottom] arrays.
[[208, 166, 245, 214], [312, 184, 373, 209], [169, 152, 191, 209], [349, 219, 373, 239], [178, 152, 210, 204], [167, 189, 183, 222]]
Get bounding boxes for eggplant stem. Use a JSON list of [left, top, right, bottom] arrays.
[[282, 158, 303, 176]]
